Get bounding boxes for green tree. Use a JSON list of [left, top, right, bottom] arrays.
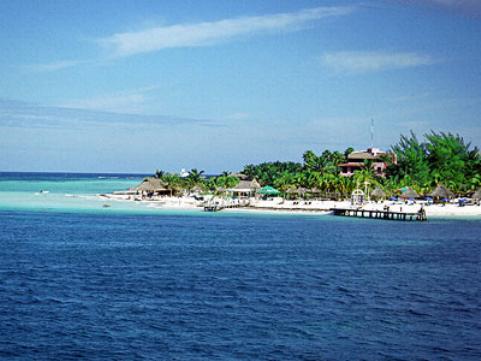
[[425, 131, 476, 192], [154, 169, 165, 179], [161, 173, 182, 196], [186, 169, 205, 190], [387, 131, 431, 187]]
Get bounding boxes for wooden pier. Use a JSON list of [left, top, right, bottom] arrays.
[[331, 207, 427, 222]]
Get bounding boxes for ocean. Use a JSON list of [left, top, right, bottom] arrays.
[[1, 172, 480, 360]]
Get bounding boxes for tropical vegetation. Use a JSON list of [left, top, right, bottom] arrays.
[[152, 131, 481, 199]]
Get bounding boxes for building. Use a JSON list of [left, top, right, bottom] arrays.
[[338, 147, 396, 177], [133, 177, 171, 196], [226, 179, 261, 198]]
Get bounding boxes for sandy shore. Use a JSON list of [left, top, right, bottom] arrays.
[[99, 194, 481, 218]]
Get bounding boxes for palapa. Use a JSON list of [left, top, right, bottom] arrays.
[[399, 188, 418, 199], [134, 177, 168, 192], [429, 184, 454, 199]]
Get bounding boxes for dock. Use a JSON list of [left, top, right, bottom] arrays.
[[331, 207, 427, 221]]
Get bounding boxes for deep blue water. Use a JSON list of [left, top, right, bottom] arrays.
[[1, 173, 481, 360], [1, 209, 481, 360]]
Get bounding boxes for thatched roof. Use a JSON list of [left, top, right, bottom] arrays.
[[430, 184, 454, 199], [250, 179, 261, 189], [371, 187, 386, 198], [400, 188, 418, 199], [473, 188, 481, 200], [229, 179, 260, 191], [134, 177, 167, 192]]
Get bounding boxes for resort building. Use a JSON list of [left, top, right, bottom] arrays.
[[338, 147, 396, 177], [226, 179, 261, 199], [133, 177, 171, 197]]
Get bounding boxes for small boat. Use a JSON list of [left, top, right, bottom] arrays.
[[102, 204, 111, 208]]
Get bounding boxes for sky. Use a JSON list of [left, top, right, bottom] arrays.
[[1, 0, 481, 173]]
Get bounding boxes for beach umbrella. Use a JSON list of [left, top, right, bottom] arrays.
[[258, 185, 280, 196], [429, 184, 454, 200]]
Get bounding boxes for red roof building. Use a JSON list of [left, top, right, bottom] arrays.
[[338, 147, 396, 177]]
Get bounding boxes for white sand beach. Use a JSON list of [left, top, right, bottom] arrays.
[[99, 193, 481, 218]]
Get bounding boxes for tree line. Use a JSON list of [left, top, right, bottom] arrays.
[[153, 131, 481, 198]]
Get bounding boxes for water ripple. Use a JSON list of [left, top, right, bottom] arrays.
[[1, 211, 481, 359]]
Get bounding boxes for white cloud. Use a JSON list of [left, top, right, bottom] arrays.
[[62, 93, 146, 114], [60, 86, 162, 114], [99, 6, 355, 57], [24, 60, 87, 72], [0, 98, 215, 129], [321, 51, 435, 73]]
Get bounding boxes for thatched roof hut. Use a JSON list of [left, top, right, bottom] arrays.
[[134, 177, 168, 193], [371, 187, 386, 200], [230, 179, 260, 191], [226, 179, 260, 198], [430, 184, 454, 200], [399, 188, 419, 199]]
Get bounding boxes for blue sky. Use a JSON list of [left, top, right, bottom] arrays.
[[1, 0, 481, 173]]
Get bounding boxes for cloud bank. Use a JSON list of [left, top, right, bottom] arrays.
[[99, 6, 354, 57], [321, 51, 435, 73]]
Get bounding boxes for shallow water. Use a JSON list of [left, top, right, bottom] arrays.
[[1, 173, 481, 360]]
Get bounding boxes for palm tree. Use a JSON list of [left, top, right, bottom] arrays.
[[186, 169, 205, 190], [162, 173, 182, 197], [187, 169, 204, 182]]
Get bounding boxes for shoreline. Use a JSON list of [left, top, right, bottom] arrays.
[[99, 194, 481, 218]]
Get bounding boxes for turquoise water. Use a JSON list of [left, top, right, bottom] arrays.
[[0, 172, 175, 214]]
